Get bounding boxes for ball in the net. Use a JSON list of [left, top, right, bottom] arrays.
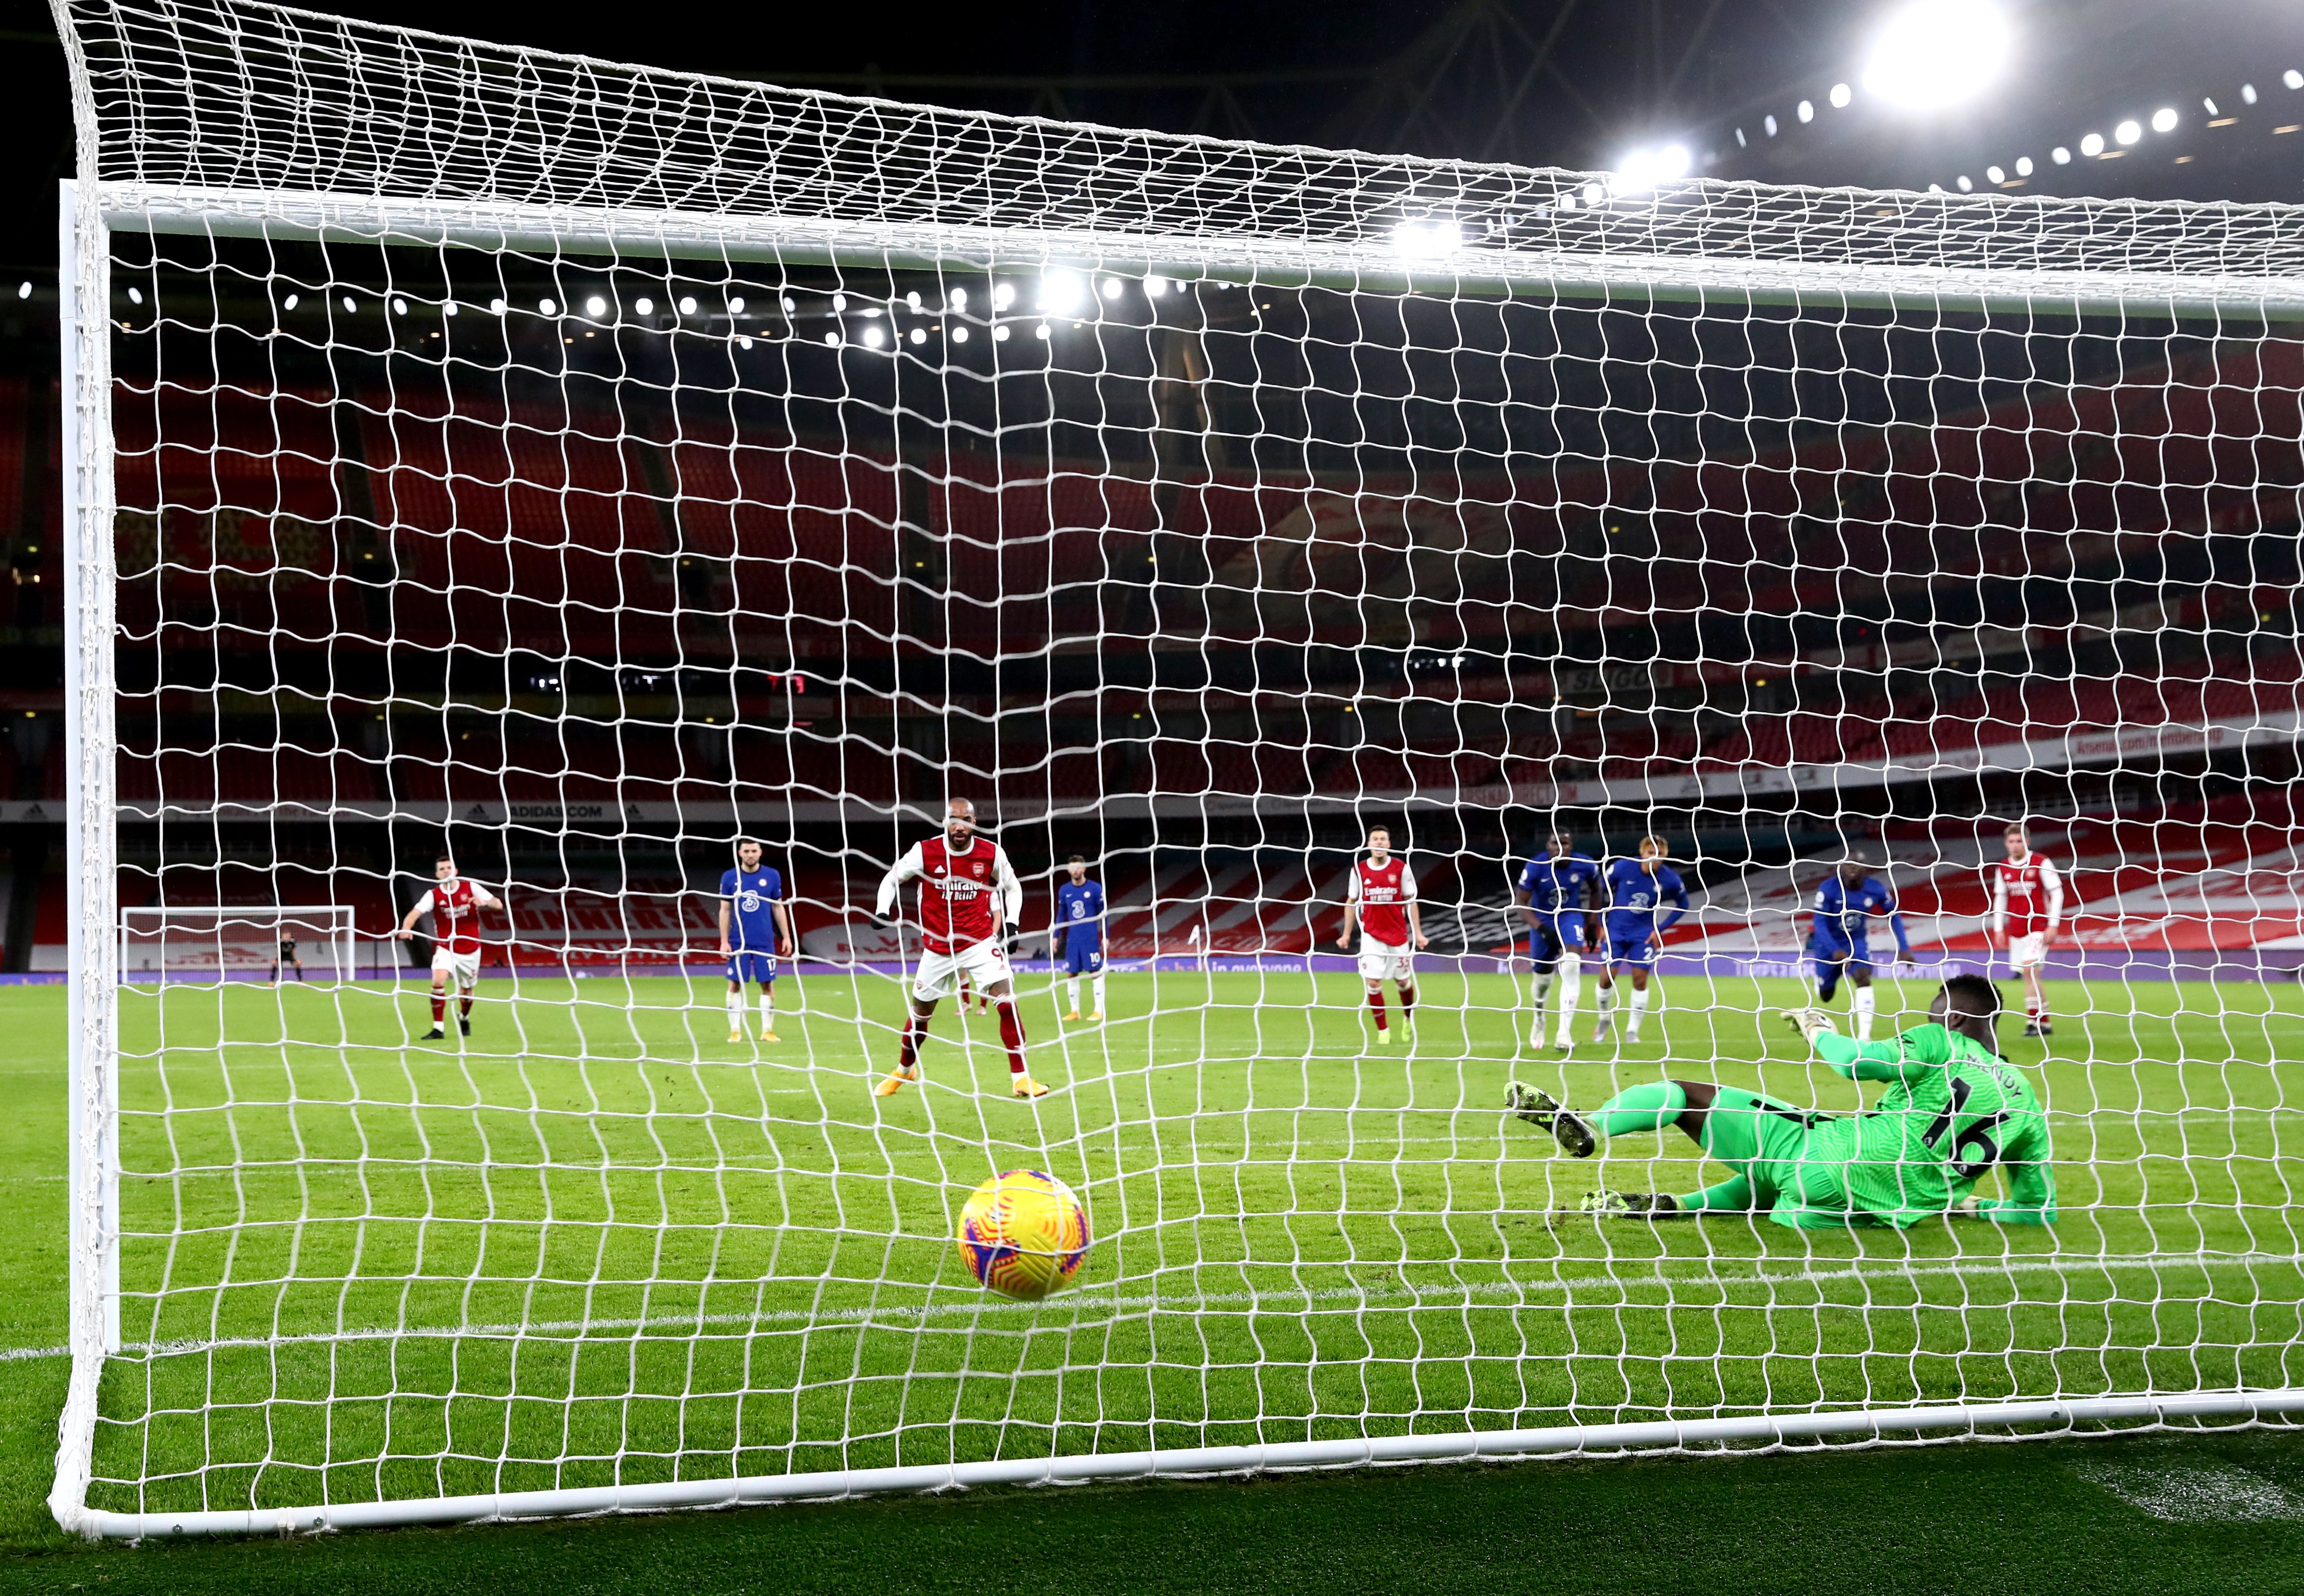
[[956, 1169, 1090, 1300]]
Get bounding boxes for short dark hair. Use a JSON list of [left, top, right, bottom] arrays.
[[1942, 973, 2002, 1021], [435, 852, 454, 866], [1068, 854, 1086, 864]]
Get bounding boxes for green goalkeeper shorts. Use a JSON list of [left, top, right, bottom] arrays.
[[1696, 1085, 1856, 1229]]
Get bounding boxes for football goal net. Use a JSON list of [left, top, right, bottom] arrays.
[[119, 905, 361, 982], [46, 0, 2304, 1539]]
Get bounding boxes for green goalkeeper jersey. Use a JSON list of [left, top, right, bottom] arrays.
[[1811, 1023, 2057, 1227]]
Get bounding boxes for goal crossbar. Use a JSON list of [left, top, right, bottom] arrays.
[[100, 181, 2304, 319]]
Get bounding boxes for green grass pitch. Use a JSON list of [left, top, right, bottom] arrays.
[[4, 973, 2304, 1592]]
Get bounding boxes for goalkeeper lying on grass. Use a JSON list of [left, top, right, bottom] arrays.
[[1508, 973, 2055, 1229]]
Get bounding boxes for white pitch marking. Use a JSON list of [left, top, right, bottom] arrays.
[[2077, 1460, 2304, 1521], [3, 1250, 2296, 1366]]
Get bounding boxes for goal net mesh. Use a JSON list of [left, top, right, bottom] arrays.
[[49, 0, 2304, 1530]]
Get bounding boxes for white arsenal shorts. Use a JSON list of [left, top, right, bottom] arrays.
[[1357, 935, 1415, 984], [431, 947, 482, 991], [2006, 932, 2047, 972], [913, 938, 1012, 1003]]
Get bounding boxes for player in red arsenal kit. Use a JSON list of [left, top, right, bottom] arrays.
[[872, 798, 1047, 1098], [1990, 822, 2065, 1037], [394, 853, 503, 1040], [1337, 825, 1428, 1045]]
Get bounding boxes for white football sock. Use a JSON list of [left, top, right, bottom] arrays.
[[757, 990, 774, 1024], [1092, 973, 1106, 1011], [1066, 977, 1081, 1012], [1626, 987, 1652, 1039], [725, 991, 744, 1028], [1853, 987, 1876, 1040], [1555, 954, 1583, 1044], [1532, 970, 1555, 1010], [1595, 986, 1617, 1031]]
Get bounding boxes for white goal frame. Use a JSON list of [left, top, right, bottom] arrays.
[[45, 0, 2304, 1540]]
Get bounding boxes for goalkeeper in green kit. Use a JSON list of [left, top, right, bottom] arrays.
[[1506, 974, 2055, 1227]]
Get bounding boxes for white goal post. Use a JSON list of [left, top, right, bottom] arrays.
[[46, 0, 2304, 1541]]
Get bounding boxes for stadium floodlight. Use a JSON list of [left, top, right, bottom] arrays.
[[1862, 0, 2014, 110], [678, 295, 697, 314], [1829, 82, 1852, 108], [2016, 155, 2033, 175], [14, 280, 27, 299], [1391, 217, 1463, 256], [634, 295, 653, 313], [538, 296, 556, 313], [992, 281, 1016, 309], [1797, 98, 1814, 122], [948, 286, 967, 310], [728, 295, 745, 312], [2245, 82, 2260, 102], [2080, 131, 2104, 155], [2289, 69, 2303, 89], [2116, 119, 2141, 144], [43, 0, 2304, 1542], [583, 294, 607, 316], [2151, 107, 2178, 132], [1986, 165, 2004, 183]]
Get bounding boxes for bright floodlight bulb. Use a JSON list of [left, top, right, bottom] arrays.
[[1038, 270, 1084, 314], [585, 296, 608, 316], [1862, 0, 2013, 110], [2151, 107, 2178, 132], [2115, 119, 2141, 144]]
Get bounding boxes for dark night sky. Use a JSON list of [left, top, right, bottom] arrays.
[[9, 0, 2304, 288]]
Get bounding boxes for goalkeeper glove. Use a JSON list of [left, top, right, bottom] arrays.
[[1781, 1006, 1838, 1043]]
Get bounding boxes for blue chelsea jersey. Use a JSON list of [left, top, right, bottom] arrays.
[[1055, 879, 1105, 944], [721, 866, 785, 949], [1602, 857, 1689, 934], [1813, 874, 1906, 948], [1517, 851, 1599, 915]]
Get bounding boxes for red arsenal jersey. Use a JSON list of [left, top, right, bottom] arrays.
[[1994, 855, 2063, 938], [422, 877, 485, 955], [1350, 856, 1418, 947], [913, 836, 1009, 954]]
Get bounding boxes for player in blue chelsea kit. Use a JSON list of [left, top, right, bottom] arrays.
[[718, 837, 793, 1044], [1811, 852, 1912, 1040], [1054, 855, 1108, 1022], [1512, 829, 1601, 1054], [1592, 836, 1689, 1044]]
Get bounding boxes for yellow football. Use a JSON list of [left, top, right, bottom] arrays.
[[955, 1169, 1090, 1300]]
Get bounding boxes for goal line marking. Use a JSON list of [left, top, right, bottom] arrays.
[[4, 1249, 2296, 1366]]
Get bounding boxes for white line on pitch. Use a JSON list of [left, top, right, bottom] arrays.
[[3, 1249, 2297, 1366]]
